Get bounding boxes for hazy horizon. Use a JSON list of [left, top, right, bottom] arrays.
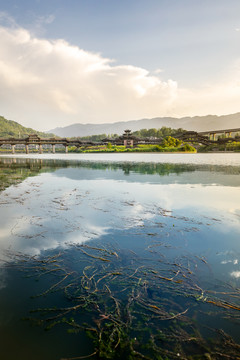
[[0, 1, 240, 131]]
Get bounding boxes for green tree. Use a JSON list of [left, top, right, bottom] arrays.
[[162, 136, 182, 147]]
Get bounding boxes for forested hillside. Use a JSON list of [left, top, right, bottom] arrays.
[[132, 127, 184, 138], [0, 116, 53, 138]]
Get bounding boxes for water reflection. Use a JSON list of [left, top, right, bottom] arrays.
[[1, 156, 240, 187], [0, 157, 240, 359], [0, 158, 239, 251], [0, 158, 239, 256]]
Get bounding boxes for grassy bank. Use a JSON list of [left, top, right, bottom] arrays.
[[68, 143, 197, 153], [198, 141, 240, 152]]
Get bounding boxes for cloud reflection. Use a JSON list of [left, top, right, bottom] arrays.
[[0, 165, 239, 258], [230, 271, 240, 279]]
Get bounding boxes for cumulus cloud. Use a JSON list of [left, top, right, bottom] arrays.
[[0, 22, 240, 130], [0, 24, 179, 130]]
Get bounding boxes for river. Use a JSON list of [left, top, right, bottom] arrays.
[[0, 153, 240, 359]]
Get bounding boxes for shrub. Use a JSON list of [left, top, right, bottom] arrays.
[[180, 144, 196, 152], [162, 136, 182, 148]]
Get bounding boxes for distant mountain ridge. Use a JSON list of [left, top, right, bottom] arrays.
[[48, 113, 240, 137]]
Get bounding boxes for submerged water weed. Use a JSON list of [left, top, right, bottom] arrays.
[[2, 241, 240, 360]]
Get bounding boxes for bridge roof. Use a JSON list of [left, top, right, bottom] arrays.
[[199, 128, 240, 135]]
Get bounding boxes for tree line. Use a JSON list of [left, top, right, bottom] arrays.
[[70, 127, 185, 141]]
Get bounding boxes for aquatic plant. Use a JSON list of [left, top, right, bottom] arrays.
[[3, 240, 240, 360]]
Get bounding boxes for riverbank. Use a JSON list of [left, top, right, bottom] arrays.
[[1, 152, 240, 166]]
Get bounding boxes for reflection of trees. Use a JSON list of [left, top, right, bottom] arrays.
[[1, 157, 240, 192], [62, 161, 240, 176], [0, 158, 58, 192]]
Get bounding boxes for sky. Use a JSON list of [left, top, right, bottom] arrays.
[[0, 0, 240, 131]]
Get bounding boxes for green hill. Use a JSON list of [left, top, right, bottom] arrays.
[[0, 115, 53, 138]]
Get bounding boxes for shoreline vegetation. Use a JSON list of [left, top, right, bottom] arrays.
[[1, 142, 240, 153], [0, 143, 197, 154], [68, 141, 197, 153], [1, 114, 240, 153]]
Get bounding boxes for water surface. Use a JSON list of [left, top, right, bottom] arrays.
[[0, 155, 240, 359]]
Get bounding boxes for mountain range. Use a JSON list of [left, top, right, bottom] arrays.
[[1, 113, 239, 139], [48, 113, 240, 137]]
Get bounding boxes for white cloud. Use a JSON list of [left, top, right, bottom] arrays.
[[154, 68, 164, 74], [0, 24, 180, 130], [230, 271, 240, 279], [0, 22, 240, 130], [221, 259, 238, 265]]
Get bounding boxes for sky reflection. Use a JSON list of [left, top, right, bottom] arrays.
[[0, 161, 239, 260], [1, 157, 240, 360]]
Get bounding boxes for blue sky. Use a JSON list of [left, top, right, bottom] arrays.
[[0, 0, 240, 130]]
